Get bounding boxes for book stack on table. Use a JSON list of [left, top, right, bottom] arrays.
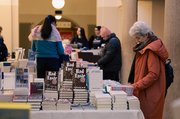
[[127, 96, 140, 110], [94, 92, 112, 110], [109, 91, 127, 110]]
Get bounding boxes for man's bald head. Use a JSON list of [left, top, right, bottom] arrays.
[[100, 26, 111, 40]]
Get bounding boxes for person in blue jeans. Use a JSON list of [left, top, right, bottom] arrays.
[[28, 15, 64, 78]]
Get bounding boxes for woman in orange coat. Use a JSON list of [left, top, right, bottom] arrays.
[[128, 21, 168, 119]]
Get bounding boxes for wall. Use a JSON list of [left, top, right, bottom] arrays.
[[96, 0, 122, 37], [152, 0, 164, 39], [0, 0, 19, 52], [19, 0, 96, 38], [138, 0, 152, 27]]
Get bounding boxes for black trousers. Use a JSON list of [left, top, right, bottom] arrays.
[[36, 58, 60, 79], [103, 71, 120, 82]]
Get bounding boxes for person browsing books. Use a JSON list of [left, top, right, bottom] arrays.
[[128, 21, 168, 119], [28, 15, 64, 78]]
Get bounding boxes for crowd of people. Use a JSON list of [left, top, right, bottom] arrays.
[[0, 14, 168, 119]]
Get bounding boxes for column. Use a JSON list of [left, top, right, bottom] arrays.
[[164, 0, 180, 119], [0, 0, 19, 52], [121, 0, 137, 83]]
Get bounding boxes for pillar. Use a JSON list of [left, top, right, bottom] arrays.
[[164, 0, 180, 119]]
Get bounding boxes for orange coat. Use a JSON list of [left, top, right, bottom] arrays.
[[132, 39, 168, 119]]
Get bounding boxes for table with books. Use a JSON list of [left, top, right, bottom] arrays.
[[31, 110, 144, 119]]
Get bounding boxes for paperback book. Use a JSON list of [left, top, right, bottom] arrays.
[[45, 71, 58, 91]]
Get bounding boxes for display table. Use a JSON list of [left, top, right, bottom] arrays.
[[31, 110, 144, 119]]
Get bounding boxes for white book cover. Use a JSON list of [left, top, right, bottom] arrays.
[[88, 69, 103, 91], [3, 72, 16, 90]]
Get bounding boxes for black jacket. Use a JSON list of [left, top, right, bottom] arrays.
[[0, 37, 8, 61], [97, 33, 122, 72], [71, 35, 88, 48]]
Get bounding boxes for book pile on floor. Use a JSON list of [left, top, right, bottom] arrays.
[[127, 96, 140, 110], [56, 99, 71, 110], [94, 92, 112, 110], [109, 91, 127, 110]]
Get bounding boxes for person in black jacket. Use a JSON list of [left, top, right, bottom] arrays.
[[88, 26, 104, 49], [97, 26, 122, 82], [71, 27, 88, 49], [0, 26, 8, 62]]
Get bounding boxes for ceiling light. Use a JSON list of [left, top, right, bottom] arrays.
[[52, 0, 65, 9]]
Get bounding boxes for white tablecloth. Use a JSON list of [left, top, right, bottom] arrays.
[[31, 110, 144, 119]]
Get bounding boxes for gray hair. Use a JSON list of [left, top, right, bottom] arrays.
[[129, 21, 152, 37]]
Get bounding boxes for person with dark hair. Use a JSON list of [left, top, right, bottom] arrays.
[[28, 15, 64, 78], [71, 27, 88, 49], [88, 26, 104, 49], [0, 26, 8, 62]]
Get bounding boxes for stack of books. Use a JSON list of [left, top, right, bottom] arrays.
[[61, 80, 73, 89], [111, 84, 134, 96], [56, 99, 71, 110], [73, 88, 88, 104], [12, 95, 28, 103], [42, 98, 56, 110], [59, 88, 73, 103], [109, 91, 127, 110], [27, 94, 42, 111], [89, 91, 102, 106], [44, 91, 58, 100], [94, 92, 112, 110], [127, 96, 140, 110], [44, 71, 59, 100]]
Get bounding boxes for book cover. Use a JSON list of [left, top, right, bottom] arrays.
[[45, 71, 58, 91], [15, 68, 29, 88], [30, 82, 43, 95], [73, 67, 86, 89], [28, 49, 35, 61], [63, 61, 76, 80]]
